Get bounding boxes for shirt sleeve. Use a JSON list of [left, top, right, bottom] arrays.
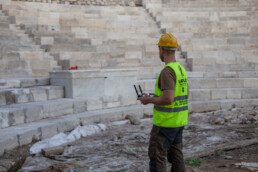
[[160, 67, 176, 90]]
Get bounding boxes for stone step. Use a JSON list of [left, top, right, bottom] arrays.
[[0, 86, 64, 106], [0, 77, 50, 90], [189, 98, 258, 113], [0, 97, 257, 155], [189, 88, 258, 101], [137, 77, 258, 91], [187, 71, 258, 78], [0, 98, 75, 129], [0, 104, 152, 155]]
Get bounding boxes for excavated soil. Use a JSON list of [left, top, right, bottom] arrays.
[[0, 106, 257, 172]]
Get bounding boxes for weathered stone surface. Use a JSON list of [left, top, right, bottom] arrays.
[[30, 88, 47, 102], [35, 77, 50, 86], [24, 105, 43, 123], [40, 124, 58, 140], [13, 89, 30, 104], [42, 146, 64, 156], [126, 114, 141, 125], [56, 117, 80, 133], [0, 92, 6, 106], [41, 99, 73, 118], [9, 108, 25, 126], [18, 128, 41, 146], [45, 86, 64, 100], [20, 78, 36, 88], [0, 111, 9, 129], [0, 134, 18, 155], [73, 99, 87, 114]]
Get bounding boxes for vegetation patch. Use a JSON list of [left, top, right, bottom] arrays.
[[185, 158, 204, 167]]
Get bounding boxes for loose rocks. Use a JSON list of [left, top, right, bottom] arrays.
[[208, 106, 258, 125]]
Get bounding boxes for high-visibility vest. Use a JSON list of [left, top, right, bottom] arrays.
[[153, 62, 188, 127]]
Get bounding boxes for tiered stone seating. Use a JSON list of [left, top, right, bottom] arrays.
[[0, 4, 61, 79], [0, 0, 257, 156], [0, 77, 153, 155], [1, 2, 180, 74], [145, 0, 258, 72], [138, 70, 258, 112]]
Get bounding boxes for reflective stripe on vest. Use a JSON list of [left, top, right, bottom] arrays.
[[154, 105, 188, 113]]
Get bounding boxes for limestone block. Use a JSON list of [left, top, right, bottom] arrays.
[[203, 73, 219, 78], [87, 99, 103, 111], [0, 135, 18, 156], [103, 101, 121, 109], [0, 111, 9, 129], [230, 64, 255, 72], [9, 108, 25, 126], [56, 118, 80, 133], [190, 65, 206, 72], [222, 72, 238, 78], [4, 91, 15, 105], [241, 99, 258, 107], [0, 79, 20, 89], [125, 51, 142, 59], [227, 89, 242, 99], [244, 78, 258, 88], [123, 108, 144, 119], [190, 89, 211, 101], [211, 89, 227, 100], [81, 110, 124, 125], [187, 72, 204, 78], [143, 80, 155, 91], [216, 51, 237, 65], [220, 99, 242, 110], [13, 89, 30, 104], [24, 105, 43, 123], [42, 146, 64, 156], [242, 89, 258, 99], [73, 99, 87, 114], [20, 52, 41, 60], [191, 101, 221, 113], [41, 37, 54, 45], [189, 79, 216, 89], [40, 124, 58, 140], [30, 88, 47, 102], [91, 39, 103, 46], [45, 86, 64, 100], [0, 91, 6, 106], [42, 99, 73, 118], [20, 78, 36, 88], [35, 77, 50, 86], [216, 79, 243, 88], [18, 128, 41, 146]]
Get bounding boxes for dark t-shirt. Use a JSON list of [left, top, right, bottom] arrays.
[[158, 67, 176, 91]]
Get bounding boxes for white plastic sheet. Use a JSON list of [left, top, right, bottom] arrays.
[[30, 124, 106, 154]]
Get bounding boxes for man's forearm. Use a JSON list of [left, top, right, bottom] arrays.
[[147, 96, 173, 105]]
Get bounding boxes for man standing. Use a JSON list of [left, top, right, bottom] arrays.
[[138, 33, 188, 172]]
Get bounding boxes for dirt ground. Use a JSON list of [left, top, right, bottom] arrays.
[[0, 107, 257, 172]]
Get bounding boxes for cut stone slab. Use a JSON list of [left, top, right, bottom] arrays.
[[42, 146, 64, 156]]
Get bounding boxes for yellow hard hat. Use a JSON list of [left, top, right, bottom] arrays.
[[157, 33, 179, 50]]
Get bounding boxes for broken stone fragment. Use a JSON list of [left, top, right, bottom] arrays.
[[42, 146, 64, 156], [126, 114, 141, 125]]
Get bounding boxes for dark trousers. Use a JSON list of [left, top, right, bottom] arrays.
[[148, 125, 186, 172]]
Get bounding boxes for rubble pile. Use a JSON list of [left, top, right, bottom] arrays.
[[208, 106, 258, 125]]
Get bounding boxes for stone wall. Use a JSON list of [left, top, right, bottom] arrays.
[[12, 0, 143, 6]]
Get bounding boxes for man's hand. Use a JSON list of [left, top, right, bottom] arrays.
[[138, 93, 150, 105]]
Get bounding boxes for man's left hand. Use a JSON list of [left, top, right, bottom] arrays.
[[138, 93, 150, 105]]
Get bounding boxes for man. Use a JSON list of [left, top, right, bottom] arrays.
[[138, 33, 188, 172]]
